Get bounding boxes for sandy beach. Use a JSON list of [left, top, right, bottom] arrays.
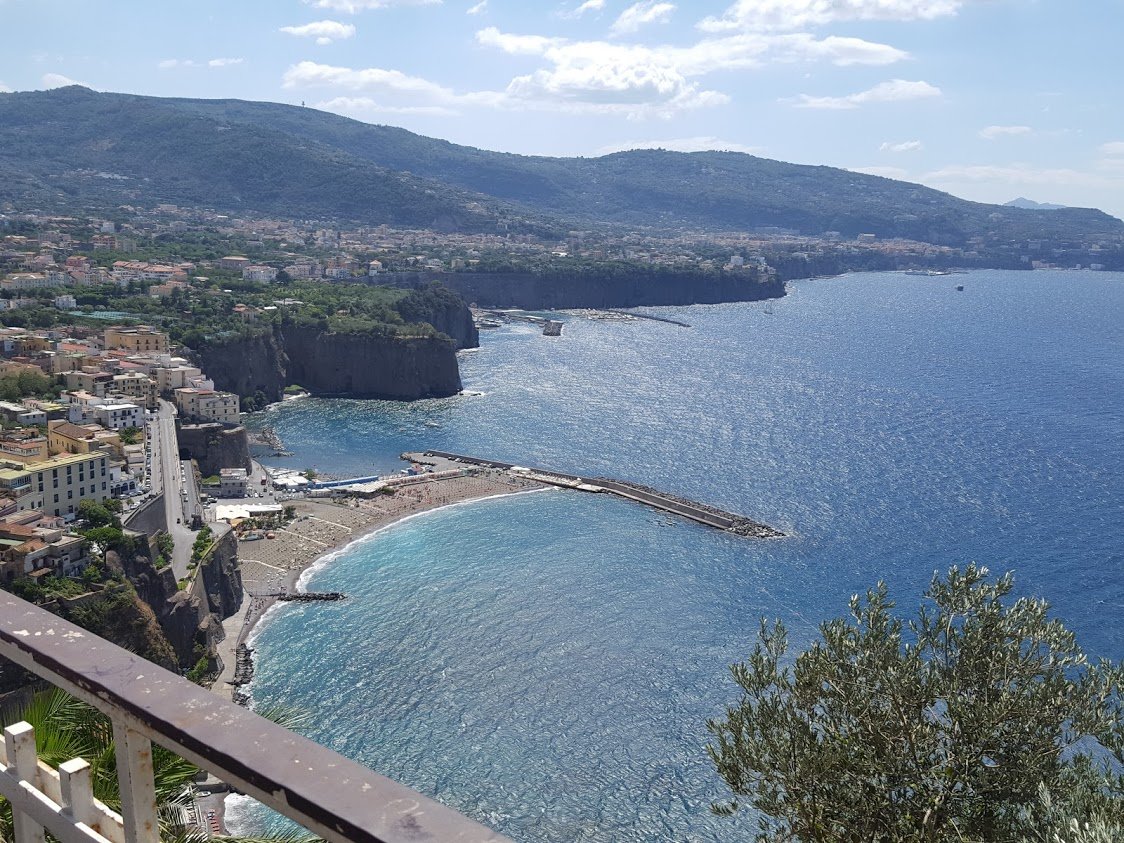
[[211, 468, 545, 703]]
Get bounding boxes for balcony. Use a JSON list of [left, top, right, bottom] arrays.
[[0, 591, 509, 843]]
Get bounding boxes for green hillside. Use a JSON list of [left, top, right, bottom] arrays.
[[1, 86, 1120, 246]]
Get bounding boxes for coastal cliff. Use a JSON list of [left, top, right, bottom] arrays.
[[112, 530, 243, 670], [377, 268, 786, 309], [177, 423, 253, 476], [196, 300, 467, 403], [195, 332, 286, 405], [393, 283, 479, 349], [282, 326, 461, 399]]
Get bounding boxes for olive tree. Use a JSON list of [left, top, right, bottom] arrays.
[[707, 565, 1123, 842]]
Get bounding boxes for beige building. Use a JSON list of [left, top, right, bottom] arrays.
[[111, 373, 158, 410], [64, 371, 114, 397], [174, 388, 240, 423], [0, 452, 111, 518], [155, 365, 204, 393], [104, 327, 169, 354], [0, 430, 50, 464], [48, 421, 122, 458]]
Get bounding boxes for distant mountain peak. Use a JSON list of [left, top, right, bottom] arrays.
[[1005, 197, 1068, 210]]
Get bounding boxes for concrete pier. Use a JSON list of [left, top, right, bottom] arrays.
[[410, 451, 784, 538]]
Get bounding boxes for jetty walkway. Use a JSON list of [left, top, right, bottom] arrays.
[[412, 451, 783, 538]]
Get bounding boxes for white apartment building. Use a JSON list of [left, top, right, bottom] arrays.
[[93, 402, 142, 431]]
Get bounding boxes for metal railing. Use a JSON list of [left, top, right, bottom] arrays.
[[0, 591, 509, 843]]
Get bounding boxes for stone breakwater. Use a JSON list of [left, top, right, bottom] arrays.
[[415, 451, 784, 539], [590, 477, 784, 538]]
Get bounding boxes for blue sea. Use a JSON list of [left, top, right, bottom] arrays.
[[229, 270, 1123, 841]]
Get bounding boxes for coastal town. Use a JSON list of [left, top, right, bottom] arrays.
[[3, 199, 1120, 304], [0, 306, 557, 834]]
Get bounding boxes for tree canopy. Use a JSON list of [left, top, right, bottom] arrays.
[[707, 565, 1124, 843]]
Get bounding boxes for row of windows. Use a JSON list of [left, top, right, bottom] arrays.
[[51, 483, 106, 503], [32, 460, 106, 483]]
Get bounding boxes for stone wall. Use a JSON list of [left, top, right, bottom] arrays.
[[122, 492, 168, 537], [176, 423, 252, 477]]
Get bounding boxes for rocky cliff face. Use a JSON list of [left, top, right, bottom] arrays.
[[196, 331, 287, 404], [392, 284, 480, 349], [198, 529, 243, 620], [379, 269, 787, 310], [112, 529, 243, 669], [176, 423, 252, 476], [282, 326, 461, 399], [199, 324, 463, 402]]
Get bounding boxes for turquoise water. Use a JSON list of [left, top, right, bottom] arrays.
[[232, 270, 1123, 840]]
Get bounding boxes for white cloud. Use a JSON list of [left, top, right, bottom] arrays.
[[306, 0, 440, 12], [768, 33, 907, 66], [564, 0, 606, 17], [280, 20, 357, 44], [792, 79, 941, 109], [470, 28, 905, 116], [476, 27, 566, 55], [287, 24, 908, 121], [316, 96, 460, 117], [283, 55, 719, 118], [1097, 141, 1124, 156], [501, 42, 726, 115], [41, 73, 89, 89], [0, 82, 11, 93], [161, 58, 246, 69], [922, 163, 1097, 187], [611, 1, 676, 35], [979, 125, 1032, 140], [479, 28, 905, 69], [597, 136, 764, 155], [880, 139, 923, 152], [467, 0, 487, 12], [699, 0, 964, 32], [284, 61, 456, 98]]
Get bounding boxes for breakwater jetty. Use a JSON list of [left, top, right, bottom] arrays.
[[276, 591, 347, 602], [606, 309, 691, 328], [412, 451, 783, 538]]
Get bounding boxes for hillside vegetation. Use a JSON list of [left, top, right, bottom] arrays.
[[1, 86, 1120, 246]]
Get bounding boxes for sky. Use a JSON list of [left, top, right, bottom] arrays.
[[2, 0, 1123, 219]]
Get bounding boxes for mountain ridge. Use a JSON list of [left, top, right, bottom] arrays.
[[1, 86, 1120, 247]]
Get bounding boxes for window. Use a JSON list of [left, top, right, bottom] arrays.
[[53, 494, 58, 503], [67, 491, 72, 500]]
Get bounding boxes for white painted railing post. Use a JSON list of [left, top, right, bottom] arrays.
[[111, 722, 159, 843], [5, 723, 46, 843], [59, 758, 95, 828]]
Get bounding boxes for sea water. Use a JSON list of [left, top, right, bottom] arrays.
[[229, 270, 1123, 841]]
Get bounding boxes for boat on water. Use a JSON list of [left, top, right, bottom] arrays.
[[956, 285, 965, 291]]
